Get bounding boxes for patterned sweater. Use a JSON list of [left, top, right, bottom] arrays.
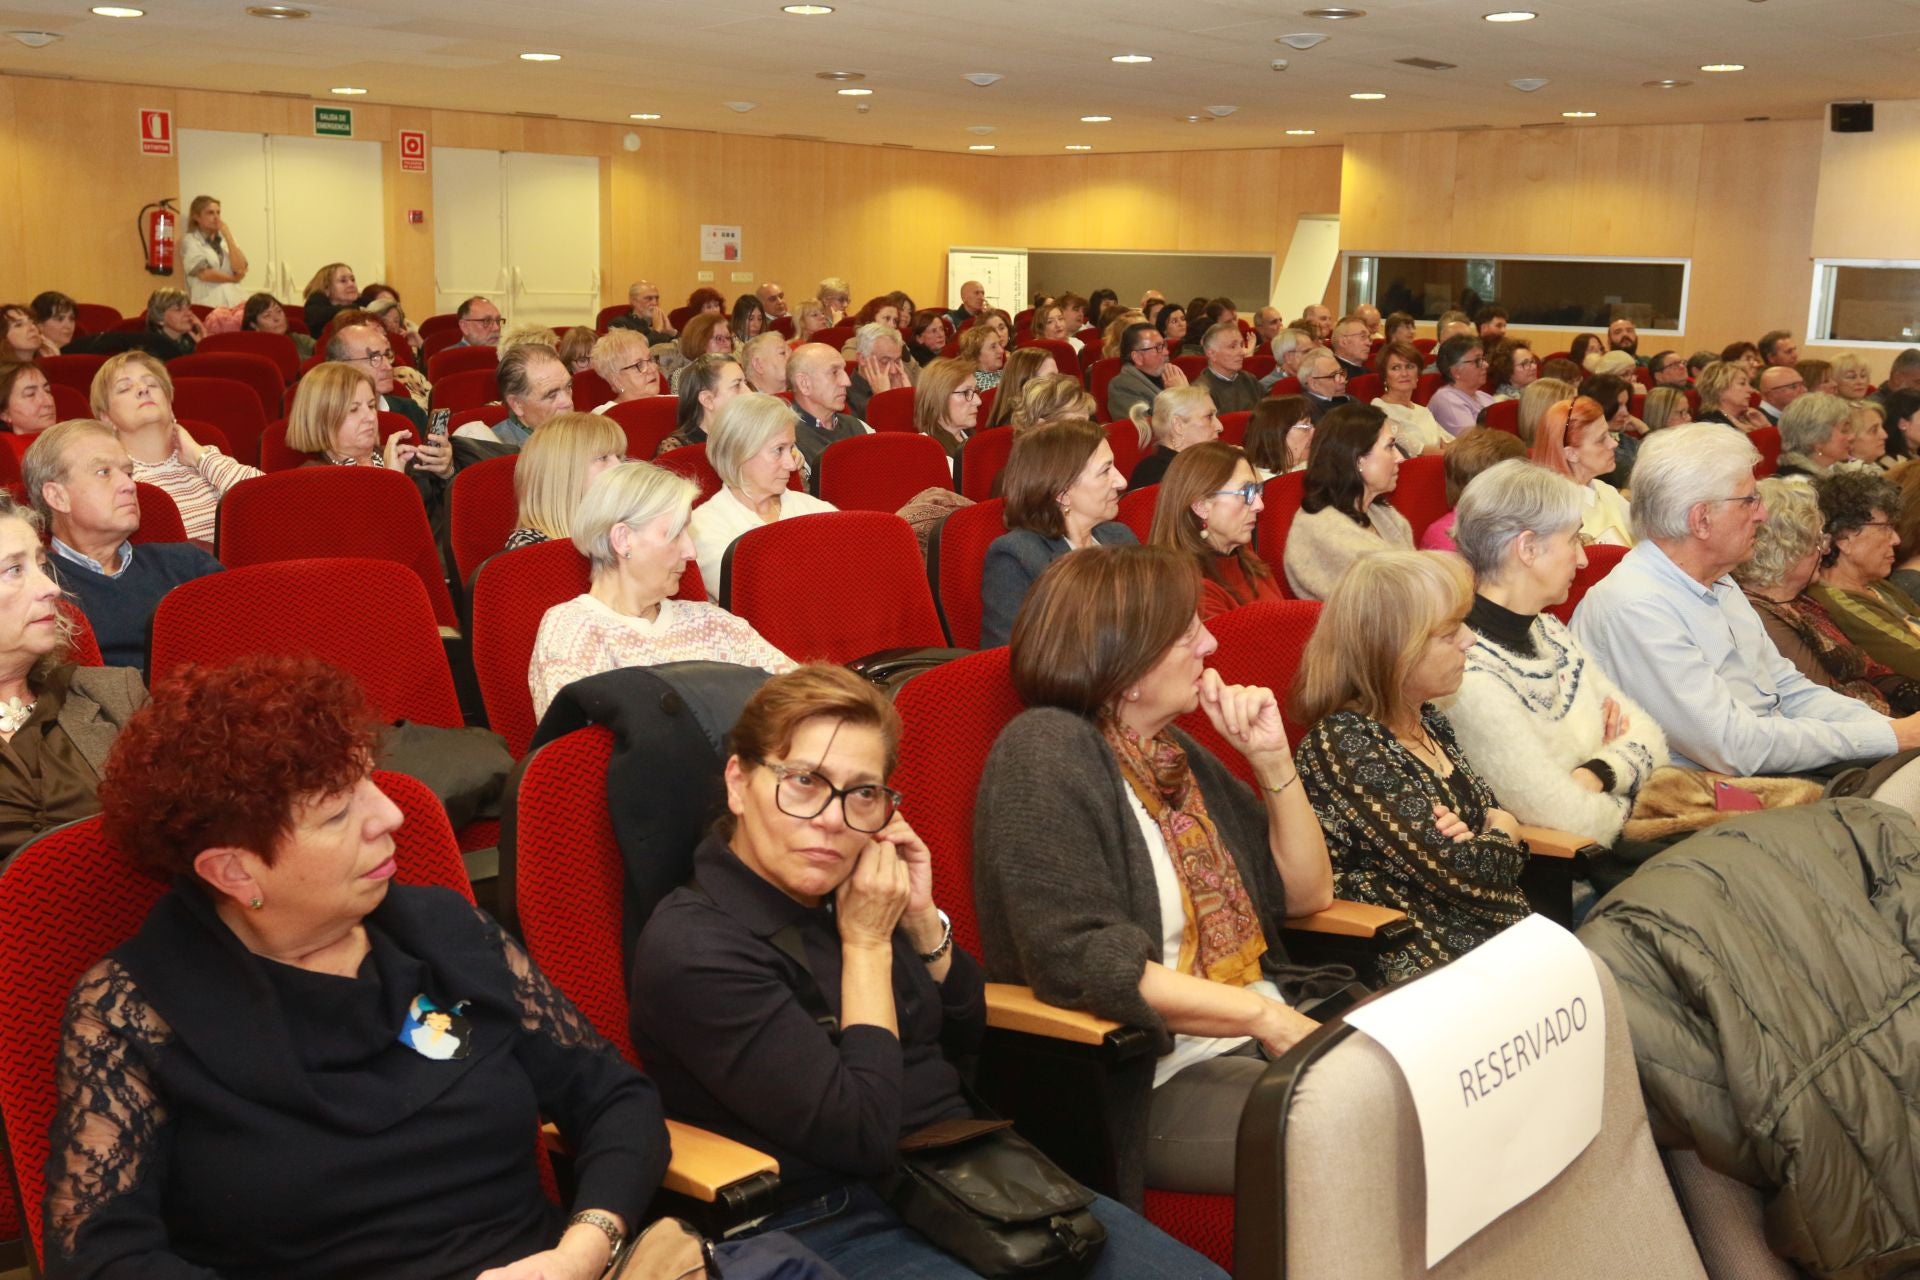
[[528, 593, 795, 720], [131, 447, 262, 544]]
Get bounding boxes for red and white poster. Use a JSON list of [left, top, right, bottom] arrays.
[[398, 129, 428, 173], [138, 108, 172, 156]]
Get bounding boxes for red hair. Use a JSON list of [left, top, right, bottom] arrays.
[[99, 655, 383, 879], [1530, 396, 1607, 479]]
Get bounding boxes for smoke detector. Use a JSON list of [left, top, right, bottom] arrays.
[[723, 101, 758, 113], [1277, 32, 1330, 49], [1509, 77, 1549, 92], [963, 72, 1003, 87], [7, 30, 61, 47]]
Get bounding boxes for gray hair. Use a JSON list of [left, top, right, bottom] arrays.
[[24, 419, 117, 522], [1629, 423, 1760, 542], [145, 288, 190, 328], [1452, 459, 1585, 581], [707, 392, 797, 491], [1732, 478, 1822, 590], [497, 343, 565, 402], [1201, 322, 1241, 352], [1590, 350, 1637, 378], [571, 460, 697, 573], [1779, 391, 1854, 456], [854, 322, 903, 358], [1299, 345, 1337, 379], [589, 328, 649, 383]]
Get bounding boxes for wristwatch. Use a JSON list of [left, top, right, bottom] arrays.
[[570, 1208, 626, 1259], [918, 908, 953, 964]]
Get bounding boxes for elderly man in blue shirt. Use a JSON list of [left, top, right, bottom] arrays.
[[1574, 423, 1920, 776]]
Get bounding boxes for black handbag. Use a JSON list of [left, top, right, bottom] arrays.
[[762, 917, 1107, 1278]]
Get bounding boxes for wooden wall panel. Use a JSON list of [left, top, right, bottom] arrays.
[[1693, 119, 1824, 356], [1811, 99, 1920, 261]]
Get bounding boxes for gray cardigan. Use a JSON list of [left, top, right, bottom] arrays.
[[978, 523, 1138, 649], [1105, 363, 1165, 423]]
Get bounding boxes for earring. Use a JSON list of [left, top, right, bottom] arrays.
[[249, 896, 264, 911], [1127, 689, 1140, 702]]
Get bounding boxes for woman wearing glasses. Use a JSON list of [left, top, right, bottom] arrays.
[[1530, 396, 1634, 547], [586, 329, 662, 413], [529, 460, 795, 719], [630, 663, 1223, 1278], [1426, 334, 1496, 436], [1282, 403, 1415, 601], [909, 357, 979, 470], [286, 362, 453, 502], [1150, 443, 1281, 619]]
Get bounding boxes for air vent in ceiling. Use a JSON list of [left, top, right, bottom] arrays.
[[1396, 56, 1456, 70]]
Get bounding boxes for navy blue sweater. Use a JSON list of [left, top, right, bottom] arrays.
[[53, 542, 224, 675]]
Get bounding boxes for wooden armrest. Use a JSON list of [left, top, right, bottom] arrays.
[[1284, 898, 1407, 938], [985, 982, 1122, 1046], [1517, 824, 1599, 859], [540, 1120, 780, 1204], [662, 1119, 780, 1202]]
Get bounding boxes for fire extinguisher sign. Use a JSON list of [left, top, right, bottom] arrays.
[[138, 108, 173, 156]]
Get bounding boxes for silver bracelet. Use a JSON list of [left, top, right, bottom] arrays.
[[570, 1208, 625, 1258], [918, 908, 953, 964]]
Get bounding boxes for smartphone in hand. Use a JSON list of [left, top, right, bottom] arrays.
[[427, 408, 450, 439]]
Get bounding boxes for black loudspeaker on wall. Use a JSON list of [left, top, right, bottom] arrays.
[[1831, 102, 1875, 134]]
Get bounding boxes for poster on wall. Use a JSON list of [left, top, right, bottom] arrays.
[[701, 224, 742, 262], [138, 108, 173, 155]]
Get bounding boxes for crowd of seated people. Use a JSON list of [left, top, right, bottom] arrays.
[[19, 260, 1920, 1276]]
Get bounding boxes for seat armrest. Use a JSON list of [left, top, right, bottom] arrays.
[[1284, 899, 1406, 938], [1518, 824, 1602, 859], [662, 1119, 780, 1203], [986, 982, 1122, 1046]]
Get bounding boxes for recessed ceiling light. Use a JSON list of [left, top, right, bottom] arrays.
[[1080, 115, 1112, 123], [519, 51, 561, 61], [330, 86, 367, 95], [723, 101, 758, 112], [630, 112, 662, 120], [1110, 52, 1153, 63], [837, 87, 872, 96], [969, 144, 996, 150], [1482, 9, 1535, 20], [1206, 105, 1237, 117], [1510, 78, 1549, 91], [7, 29, 60, 45], [1302, 7, 1366, 17], [1562, 110, 1596, 118], [1700, 62, 1744, 72], [1643, 78, 1692, 88], [1277, 32, 1330, 49], [245, 5, 308, 16], [963, 72, 1003, 86], [1286, 128, 1317, 135], [1066, 144, 1092, 151], [1349, 91, 1386, 100], [782, 4, 834, 12], [90, 5, 144, 16]]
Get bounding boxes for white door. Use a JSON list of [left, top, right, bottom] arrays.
[[176, 130, 386, 305], [433, 149, 600, 329]]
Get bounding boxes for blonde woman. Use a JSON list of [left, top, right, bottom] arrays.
[[587, 329, 660, 413], [1516, 377, 1577, 445], [287, 361, 454, 521], [816, 276, 852, 325], [1642, 386, 1693, 433], [687, 393, 837, 592], [507, 411, 627, 551], [301, 261, 358, 335], [1851, 399, 1890, 466], [1012, 373, 1096, 433], [1100, 310, 1146, 360], [90, 350, 260, 545], [982, 347, 1056, 430], [1125, 384, 1222, 490], [528, 460, 795, 719], [499, 323, 560, 357], [1833, 352, 1874, 401], [557, 326, 597, 375], [788, 300, 832, 349], [1696, 360, 1770, 433], [958, 324, 1008, 392]]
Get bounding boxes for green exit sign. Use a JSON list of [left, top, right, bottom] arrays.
[[313, 105, 354, 137]]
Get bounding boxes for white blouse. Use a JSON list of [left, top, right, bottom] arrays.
[[688, 485, 838, 597]]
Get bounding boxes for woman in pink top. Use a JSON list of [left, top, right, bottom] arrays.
[[1426, 334, 1497, 437]]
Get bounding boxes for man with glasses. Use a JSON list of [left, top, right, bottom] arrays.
[[453, 296, 503, 349], [1757, 365, 1807, 427], [1299, 348, 1353, 424], [1575, 424, 1919, 775], [755, 281, 790, 321], [1647, 350, 1691, 388], [329, 322, 427, 435], [608, 280, 677, 342], [1330, 315, 1373, 380], [1106, 321, 1188, 422]]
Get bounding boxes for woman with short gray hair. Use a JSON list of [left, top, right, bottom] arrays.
[[140, 288, 203, 361], [1441, 459, 1669, 846], [1735, 477, 1920, 714], [1776, 392, 1858, 479], [527, 459, 795, 718], [689, 393, 837, 593]]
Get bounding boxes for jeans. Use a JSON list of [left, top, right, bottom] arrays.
[[729, 1181, 1227, 1280]]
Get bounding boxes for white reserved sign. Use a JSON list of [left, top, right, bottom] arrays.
[[1342, 914, 1605, 1265]]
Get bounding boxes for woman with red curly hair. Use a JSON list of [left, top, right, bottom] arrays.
[[42, 654, 673, 1280]]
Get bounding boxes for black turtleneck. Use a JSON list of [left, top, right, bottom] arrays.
[[1468, 593, 1538, 658]]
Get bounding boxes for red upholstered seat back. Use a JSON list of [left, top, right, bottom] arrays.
[[603, 397, 680, 460], [1217, 411, 1250, 447], [1391, 454, 1450, 542], [429, 367, 502, 412], [59, 599, 103, 667], [49, 384, 90, 420], [1021, 338, 1077, 372], [168, 351, 283, 419], [470, 539, 593, 758], [170, 376, 270, 467], [929, 498, 1006, 649], [131, 482, 187, 545], [72, 304, 123, 335], [1116, 483, 1158, 542], [194, 332, 301, 384], [572, 369, 614, 411], [149, 559, 463, 727], [450, 454, 519, 586], [958, 428, 1016, 502], [865, 386, 917, 432], [811, 326, 855, 353], [213, 467, 458, 628], [890, 647, 1026, 958], [427, 344, 499, 382], [1255, 471, 1308, 581], [1484, 398, 1521, 434], [723, 511, 944, 663], [508, 727, 638, 1064], [451, 404, 510, 433], [1175, 598, 1324, 773], [1750, 425, 1782, 478], [1412, 372, 1445, 406], [38, 353, 105, 396], [1105, 420, 1143, 483], [655, 442, 723, 505], [1547, 543, 1631, 624], [594, 304, 627, 333], [1088, 358, 1122, 418], [0, 771, 468, 1268], [817, 432, 952, 512], [1345, 373, 1381, 403]]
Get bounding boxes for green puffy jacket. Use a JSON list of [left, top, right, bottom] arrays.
[[1580, 799, 1920, 1279]]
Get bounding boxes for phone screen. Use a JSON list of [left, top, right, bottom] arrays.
[[427, 408, 451, 439]]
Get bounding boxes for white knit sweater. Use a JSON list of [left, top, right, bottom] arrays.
[[1281, 503, 1414, 601], [1441, 611, 1667, 844]]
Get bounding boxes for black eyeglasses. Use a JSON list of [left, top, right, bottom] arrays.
[[346, 349, 394, 366], [760, 761, 902, 833]]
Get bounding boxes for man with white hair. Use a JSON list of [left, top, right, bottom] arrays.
[[1573, 424, 1918, 774], [1260, 325, 1317, 392], [1251, 306, 1284, 350], [606, 281, 675, 343], [787, 342, 870, 493], [1298, 347, 1353, 424], [740, 332, 789, 395], [1329, 315, 1373, 380], [846, 322, 913, 418], [1194, 322, 1262, 414]]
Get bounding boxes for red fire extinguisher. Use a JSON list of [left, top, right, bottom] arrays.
[[139, 198, 178, 276]]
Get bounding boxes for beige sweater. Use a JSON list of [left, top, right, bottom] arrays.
[[1282, 502, 1415, 601]]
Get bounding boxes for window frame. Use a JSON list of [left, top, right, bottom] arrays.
[[1340, 250, 1693, 336], [1807, 258, 1920, 350]]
